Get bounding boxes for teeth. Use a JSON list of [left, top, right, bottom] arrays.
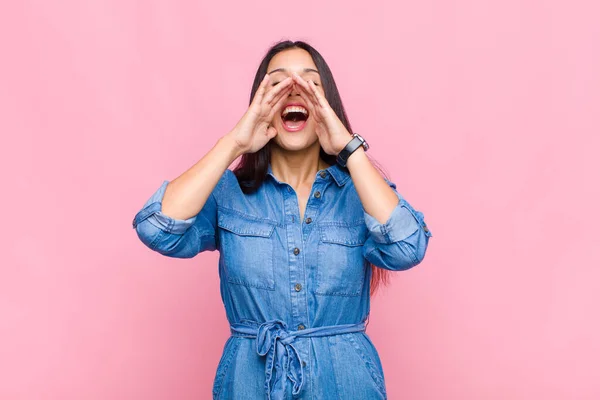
[[282, 106, 308, 117]]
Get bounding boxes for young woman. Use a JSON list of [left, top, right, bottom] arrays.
[[132, 40, 432, 400]]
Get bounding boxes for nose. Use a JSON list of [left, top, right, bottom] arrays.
[[289, 83, 301, 97]]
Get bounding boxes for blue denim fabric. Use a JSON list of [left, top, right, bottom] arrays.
[[132, 162, 432, 399]]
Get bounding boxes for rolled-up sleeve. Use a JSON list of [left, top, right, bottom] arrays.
[[132, 171, 228, 258], [363, 180, 432, 271]]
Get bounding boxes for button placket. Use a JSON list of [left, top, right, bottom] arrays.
[[285, 177, 329, 368], [282, 182, 305, 316], [302, 182, 325, 233]]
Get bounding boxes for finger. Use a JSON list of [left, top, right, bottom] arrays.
[[295, 87, 317, 116], [251, 73, 270, 106], [263, 77, 293, 106], [288, 75, 315, 106], [268, 85, 293, 120], [291, 73, 319, 105], [267, 84, 293, 117], [291, 80, 318, 116], [308, 80, 327, 108], [270, 83, 293, 107]]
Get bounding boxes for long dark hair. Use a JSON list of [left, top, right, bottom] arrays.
[[233, 40, 391, 296]]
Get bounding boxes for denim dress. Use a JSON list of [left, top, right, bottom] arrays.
[[132, 162, 432, 400]]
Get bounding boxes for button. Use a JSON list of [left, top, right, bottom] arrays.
[[295, 283, 302, 291], [319, 171, 327, 178], [305, 217, 312, 224], [293, 247, 300, 255], [314, 191, 321, 198], [298, 324, 305, 330], [302, 360, 306, 367]]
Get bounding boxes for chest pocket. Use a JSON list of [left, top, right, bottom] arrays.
[[217, 208, 277, 290], [316, 221, 368, 296]]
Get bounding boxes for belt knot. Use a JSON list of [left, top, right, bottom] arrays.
[[230, 319, 367, 400], [255, 319, 303, 399]]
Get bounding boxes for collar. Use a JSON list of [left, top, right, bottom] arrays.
[[267, 161, 350, 187]]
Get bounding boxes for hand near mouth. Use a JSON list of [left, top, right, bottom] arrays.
[[228, 74, 293, 155], [290, 72, 353, 156]]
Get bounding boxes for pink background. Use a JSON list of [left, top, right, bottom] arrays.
[[1, 1, 599, 399]]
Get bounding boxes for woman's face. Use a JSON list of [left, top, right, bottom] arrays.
[[265, 48, 325, 152]]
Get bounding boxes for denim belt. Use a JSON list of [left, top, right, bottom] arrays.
[[230, 319, 367, 400]]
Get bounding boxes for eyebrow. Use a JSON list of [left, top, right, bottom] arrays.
[[267, 67, 320, 75]]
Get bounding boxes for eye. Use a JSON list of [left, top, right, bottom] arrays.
[[271, 82, 280, 87]]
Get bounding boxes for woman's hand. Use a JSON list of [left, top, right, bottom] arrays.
[[227, 74, 293, 155], [290, 72, 353, 155]]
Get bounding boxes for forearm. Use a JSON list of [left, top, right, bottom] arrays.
[[345, 147, 399, 224], [161, 134, 243, 221]]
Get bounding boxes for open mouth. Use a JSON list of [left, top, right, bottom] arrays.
[[281, 104, 309, 132]]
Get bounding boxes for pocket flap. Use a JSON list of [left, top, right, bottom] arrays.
[[319, 223, 367, 246], [217, 209, 276, 237]]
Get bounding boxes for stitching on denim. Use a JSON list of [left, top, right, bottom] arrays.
[[219, 224, 276, 290], [226, 277, 276, 290], [327, 336, 344, 400], [219, 205, 279, 226], [315, 230, 365, 296], [148, 228, 165, 251], [364, 246, 379, 266], [400, 201, 432, 238], [318, 225, 368, 246], [217, 211, 276, 237], [317, 219, 365, 227], [399, 240, 419, 266], [132, 202, 161, 228], [347, 334, 387, 398], [213, 338, 240, 399], [191, 225, 202, 255]]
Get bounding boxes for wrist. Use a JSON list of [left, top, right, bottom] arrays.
[[334, 132, 354, 154], [345, 145, 366, 168], [336, 132, 369, 167], [218, 133, 246, 161]]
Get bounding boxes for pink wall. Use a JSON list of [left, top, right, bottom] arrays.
[[1, 1, 599, 399]]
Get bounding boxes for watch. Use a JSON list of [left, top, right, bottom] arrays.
[[336, 133, 369, 167]]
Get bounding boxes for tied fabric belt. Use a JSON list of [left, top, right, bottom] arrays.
[[230, 319, 367, 400]]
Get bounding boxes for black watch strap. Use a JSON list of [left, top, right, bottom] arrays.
[[336, 133, 368, 167]]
